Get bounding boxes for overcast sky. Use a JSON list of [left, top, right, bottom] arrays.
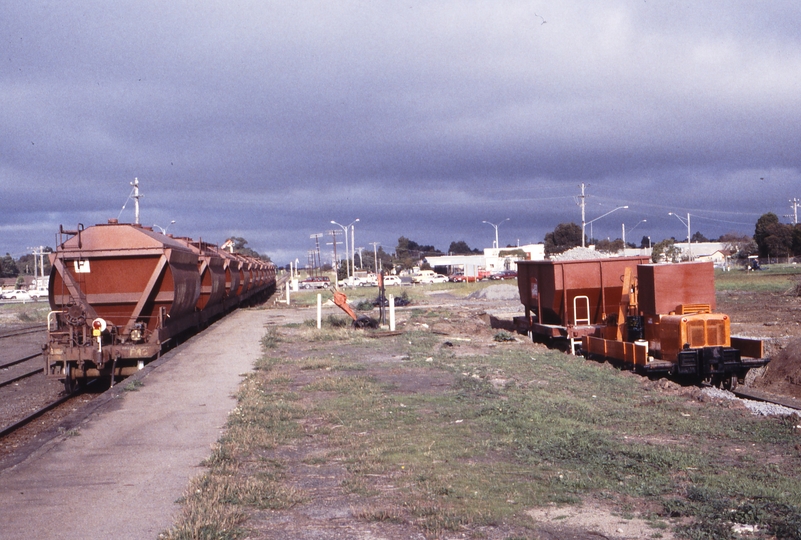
[[2, 1, 799, 265]]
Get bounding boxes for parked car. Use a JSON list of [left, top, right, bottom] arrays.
[[299, 276, 330, 289], [449, 273, 477, 283], [338, 276, 367, 288], [28, 288, 48, 299], [382, 275, 402, 286], [489, 270, 518, 280], [412, 270, 447, 284], [2, 289, 32, 300]]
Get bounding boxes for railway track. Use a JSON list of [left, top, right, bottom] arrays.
[[733, 387, 801, 411], [0, 353, 44, 389], [0, 391, 76, 439], [0, 324, 47, 340]]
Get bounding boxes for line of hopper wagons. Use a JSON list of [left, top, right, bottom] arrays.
[[41, 223, 768, 392], [43, 220, 276, 392]]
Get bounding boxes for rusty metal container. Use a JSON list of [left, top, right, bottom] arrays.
[[209, 246, 241, 299], [637, 261, 716, 315], [235, 255, 252, 295], [185, 239, 226, 311], [517, 256, 651, 331], [49, 223, 201, 338]]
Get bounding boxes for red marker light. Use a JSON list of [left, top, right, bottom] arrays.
[[91, 318, 107, 332]]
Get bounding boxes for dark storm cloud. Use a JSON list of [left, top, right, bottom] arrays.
[[2, 1, 800, 263]]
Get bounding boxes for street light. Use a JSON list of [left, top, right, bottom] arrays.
[[153, 220, 175, 234], [331, 219, 359, 277], [583, 206, 628, 247], [668, 212, 692, 260], [482, 218, 509, 249], [622, 219, 646, 247]]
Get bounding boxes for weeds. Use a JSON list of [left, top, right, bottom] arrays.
[[123, 380, 144, 391], [355, 299, 374, 311], [260, 327, 280, 349], [493, 330, 515, 342]]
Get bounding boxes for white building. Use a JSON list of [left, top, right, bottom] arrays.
[[424, 243, 545, 277]]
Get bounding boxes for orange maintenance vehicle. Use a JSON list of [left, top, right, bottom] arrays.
[[516, 258, 768, 389]]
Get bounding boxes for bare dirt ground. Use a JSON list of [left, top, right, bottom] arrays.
[[717, 290, 801, 400]]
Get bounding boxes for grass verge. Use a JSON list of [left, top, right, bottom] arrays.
[[165, 314, 801, 539]]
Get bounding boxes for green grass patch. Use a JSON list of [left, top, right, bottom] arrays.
[[167, 312, 801, 539], [716, 266, 801, 293]]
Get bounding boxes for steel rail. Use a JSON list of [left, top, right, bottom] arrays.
[[732, 387, 801, 411], [0, 325, 47, 340], [0, 367, 42, 389], [0, 352, 43, 371], [0, 392, 75, 439]]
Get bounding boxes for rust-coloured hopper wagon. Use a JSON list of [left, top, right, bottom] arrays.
[[45, 221, 277, 392], [208, 245, 241, 301], [183, 239, 227, 316], [46, 222, 202, 391]]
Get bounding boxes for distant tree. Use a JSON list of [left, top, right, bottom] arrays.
[[544, 223, 583, 254], [793, 225, 801, 257], [754, 213, 780, 258], [226, 237, 271, 262], [448, 240, 479, 254], [595, 238, 625, 253], [639, 236, 651, 249], [395, 237, 440, 269], [17, 248, 53, 276], [336, 261, 348, 281], [690, 231, 709, 243], [361, 246, 393, 273], [764, 223, 793, 259], [1, 254, 19, 277], [651, 239, 680, 263]]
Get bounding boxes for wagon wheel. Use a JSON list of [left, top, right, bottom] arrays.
[[63, 364, 78, 393], [722, 374, 738, 391]]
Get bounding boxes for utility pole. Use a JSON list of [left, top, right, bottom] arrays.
[[370, 242, 381, 274], [577, 183, 587, 247], [309, 233, 323, 276], [356, 247, 364, 270], [131, 178, 141, 225], [327, 229, 343, 276], [787, 198, 800, 225], [28, 246, 47, 287]]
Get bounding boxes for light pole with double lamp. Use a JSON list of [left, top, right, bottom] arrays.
[[331, 219, 359, 278]]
